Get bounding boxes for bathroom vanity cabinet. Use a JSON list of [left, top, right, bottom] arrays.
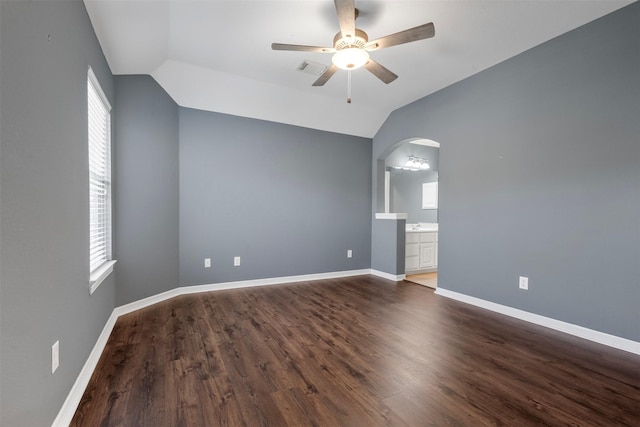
[[406, 230, 438, 273]]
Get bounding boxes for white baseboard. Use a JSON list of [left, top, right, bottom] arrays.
[[116, 269, 372, 316], [370, 269, 406, 282], [51, 311, 119, 427], [113, 287, 182, 319], [52, 268, 371, 426], [434, 288, 640, 356]]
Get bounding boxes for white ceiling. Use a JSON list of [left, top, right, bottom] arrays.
[[84, 0, 633, 138]]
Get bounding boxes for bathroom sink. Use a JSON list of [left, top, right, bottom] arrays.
[[406, 223, 438, 232]]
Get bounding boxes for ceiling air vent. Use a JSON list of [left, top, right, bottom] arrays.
[[296, 60, 328, 76]]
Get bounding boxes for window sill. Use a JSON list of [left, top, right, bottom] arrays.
[[89, 260, 117, 295]]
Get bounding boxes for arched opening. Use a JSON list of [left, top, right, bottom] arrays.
[[375, 138, 439, 212], [374, 137, 440, 288]]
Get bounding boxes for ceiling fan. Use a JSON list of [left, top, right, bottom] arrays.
[[272, 0, 435, 103]]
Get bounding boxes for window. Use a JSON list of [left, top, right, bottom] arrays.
[[88, 68, 115, 293], [422, 182, 438, 209]]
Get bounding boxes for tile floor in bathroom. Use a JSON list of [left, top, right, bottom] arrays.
[[406, 272, 437, 289]]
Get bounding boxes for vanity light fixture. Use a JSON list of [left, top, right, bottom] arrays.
[[402, 156, 430, 171]]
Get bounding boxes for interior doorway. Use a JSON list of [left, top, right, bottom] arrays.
[[378, 137, 441, 288]]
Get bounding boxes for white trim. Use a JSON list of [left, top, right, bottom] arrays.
[[89, 260, 117, 295], [375, 213, 408, 220], [87, 67, 111, 111], [115, 269, 372, 316], [408, 138, 440, 148], [180, 269, 372, 294], [371, 269, 406, 282], [51, 311, 119, 427], [114, 287, 181, 318], [434, 288, 640, 356], [384, 170, 390, 214], [405, 267, 437, 275]]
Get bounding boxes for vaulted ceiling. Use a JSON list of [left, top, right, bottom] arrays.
[[84, 0, 633, 137]]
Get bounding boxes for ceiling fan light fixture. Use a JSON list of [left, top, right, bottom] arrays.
[[332, 47, 369, 70], [272, 1, 436, 95]]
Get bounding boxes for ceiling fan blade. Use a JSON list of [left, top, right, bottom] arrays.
[[334, 0, 356, 39], [365, 22, 435, 51], [312, 64, 339, 86], [271, 43, 335, 53], [364, 60, 398, 84]]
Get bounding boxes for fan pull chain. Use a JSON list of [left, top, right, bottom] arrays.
[[347, 70, 352, 104]]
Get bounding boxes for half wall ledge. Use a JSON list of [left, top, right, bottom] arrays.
[[375, 213, 408, 220]]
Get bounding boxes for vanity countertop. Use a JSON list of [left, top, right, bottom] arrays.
[[406, 223, 438, 233]]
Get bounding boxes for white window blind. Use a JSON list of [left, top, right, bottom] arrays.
[[88, 68, 112, 274]]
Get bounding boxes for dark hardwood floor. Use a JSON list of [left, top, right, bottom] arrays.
[[72, 275, 640, 426]]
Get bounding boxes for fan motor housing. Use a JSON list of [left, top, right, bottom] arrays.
[[333, 29, 368, 50]]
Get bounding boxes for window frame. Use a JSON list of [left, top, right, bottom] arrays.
[[88, 67, 116, 294]]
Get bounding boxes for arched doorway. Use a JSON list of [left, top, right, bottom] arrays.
[[374, 137, 440, 288]]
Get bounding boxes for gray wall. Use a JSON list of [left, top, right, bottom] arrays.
[[372, 3, 640, 341], [113, 75, 179, 305], [179, 108, 372, 286], [112, 82, 369, 304], [0, 1, 115, 425], [371, 219, 406, 276]]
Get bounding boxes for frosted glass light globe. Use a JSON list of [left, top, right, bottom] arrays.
[[332, 48, 369, 70]]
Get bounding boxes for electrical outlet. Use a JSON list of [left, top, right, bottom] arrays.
[[347, 249, 353, 258], [519, 276, 529, 290], [204, 258, 211, 268], [52, 340, 59, 374], [234, 256, 241, 266]]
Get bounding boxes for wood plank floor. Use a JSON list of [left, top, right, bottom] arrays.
[[72, 275, 640, 426]]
